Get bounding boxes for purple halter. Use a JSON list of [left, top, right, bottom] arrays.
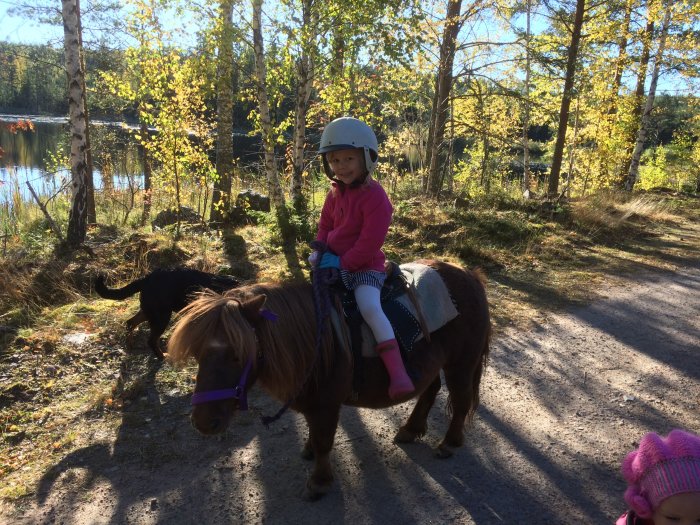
[[190, 356, 253, 410], [189, 308, 278, 412]]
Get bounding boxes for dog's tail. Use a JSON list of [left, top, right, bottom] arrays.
[[209, 274, 240, 291], [95, 275, 145, 300]]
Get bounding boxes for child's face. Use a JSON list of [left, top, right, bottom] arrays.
[[327, 148, 364, 185], [652, 491, 700, 525]]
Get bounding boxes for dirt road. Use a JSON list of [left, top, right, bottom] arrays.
[[5, 261, 700, 524]]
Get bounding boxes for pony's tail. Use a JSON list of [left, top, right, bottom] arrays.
[[468, 321, 491, 425], [447, 267, 492, 426], [466, 269, 492, 424]]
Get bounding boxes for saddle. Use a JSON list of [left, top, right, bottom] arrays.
[[336, 261, 429, 355], [332, 262, 451, 394]]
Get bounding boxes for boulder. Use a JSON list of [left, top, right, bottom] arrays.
[[151, 207, 201, 229]]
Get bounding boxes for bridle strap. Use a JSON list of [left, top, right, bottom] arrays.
[[191, 356, 253, 409]]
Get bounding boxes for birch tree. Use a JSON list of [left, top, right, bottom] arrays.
[[617, 7, 654, 185], [211, 0, 237, 224], [251, 0, 285, 210], [62, 0, 90, 246], [250, 0, 301, 250], [522, 0, 533, 196], [625, 2, 672, 191], [289, 0, 315, 215]]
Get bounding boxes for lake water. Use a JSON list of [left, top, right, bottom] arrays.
[[0, 115, 145, 205], [0, 115, 265, 206]]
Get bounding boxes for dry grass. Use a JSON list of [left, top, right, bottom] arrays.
[[570, 190, 679, 233]]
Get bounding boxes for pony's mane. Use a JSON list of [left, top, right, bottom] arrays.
[[168, 281, 341, 400], [167, 289, 254, 364]]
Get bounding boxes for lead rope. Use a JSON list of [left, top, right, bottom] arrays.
[[260, 241, 337, 427], [310, 240, 339, 365]]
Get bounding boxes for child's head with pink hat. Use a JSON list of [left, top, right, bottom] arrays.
[[621, 429, 700, 525]]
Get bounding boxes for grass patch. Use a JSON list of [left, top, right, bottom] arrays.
[[570, 190, 680, 234]]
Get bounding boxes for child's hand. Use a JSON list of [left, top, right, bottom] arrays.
[[308, 251, 320, 266], [319, 253, 341, 269]]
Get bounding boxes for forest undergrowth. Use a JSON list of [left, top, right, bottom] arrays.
[[0, 189, 698, 503]]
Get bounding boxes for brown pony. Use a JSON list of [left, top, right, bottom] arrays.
[[167, 259, 491, 500]]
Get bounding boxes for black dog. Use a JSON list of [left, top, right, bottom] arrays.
[[95, 268, 240, 359]]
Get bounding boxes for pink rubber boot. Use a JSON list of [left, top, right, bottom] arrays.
[[376, 339, 415, 399]]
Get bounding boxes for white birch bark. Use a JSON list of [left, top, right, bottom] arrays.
[[522, 0, 531, 196], [625, 4, 672, 191], [62, 0, 89, 246], [290, 0, 315, 211], [252, 0, 285, 208], [211, 0, 236, 223]]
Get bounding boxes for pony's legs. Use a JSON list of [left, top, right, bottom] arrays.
[[395, 375, 441, 443], [301, 405, 341, 500], [437, 365, 474, 457], [301, 438, 314, 460]]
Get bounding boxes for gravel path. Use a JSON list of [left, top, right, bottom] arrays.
[[5, 260, 700, 525]]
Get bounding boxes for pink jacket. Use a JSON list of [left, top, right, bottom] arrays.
[[316, 179, 392, 273]]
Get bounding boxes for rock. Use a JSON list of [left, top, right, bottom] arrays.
[[236, 190, 270, 212], [151, 207, 201, 229], [222, 190, 271, 226], [62, 332, 93, 347]]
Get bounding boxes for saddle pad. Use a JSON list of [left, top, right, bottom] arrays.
[[330, 262, 459, 357]]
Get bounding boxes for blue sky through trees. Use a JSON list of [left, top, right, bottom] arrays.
[[0, 1, 695, 96]]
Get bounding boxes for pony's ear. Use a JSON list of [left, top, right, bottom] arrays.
[[240, 294, 267, 323]]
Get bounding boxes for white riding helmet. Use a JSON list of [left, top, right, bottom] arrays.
[[319, 117, 379, 181]]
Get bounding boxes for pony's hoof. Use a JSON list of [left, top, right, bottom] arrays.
[[302, 480, 330, 501], [394, 426, 419, 443], [300, 445, 314, 460], [435, 443, 454, 458]]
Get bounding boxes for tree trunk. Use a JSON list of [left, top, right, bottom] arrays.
[[423, 71, 440, 192], [252, 0, 285, 209], [211, 0, 235, 225], [251, 0, 296, 248], [522, 0, 532, 196], [330, 26, 345, 80], [547, 0, 586, 198], [290, 0, 315, 216], [62, 0, 89, 247], [427, 0, 463, 198], [618, 13, 654, 185], [138, 120, 152, 226], [76, 0, 95, 224], [609, 0, 634, 113], [625, 4, 671, 191]]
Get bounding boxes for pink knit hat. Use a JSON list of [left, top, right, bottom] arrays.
[[621, 429, 700, 518]]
